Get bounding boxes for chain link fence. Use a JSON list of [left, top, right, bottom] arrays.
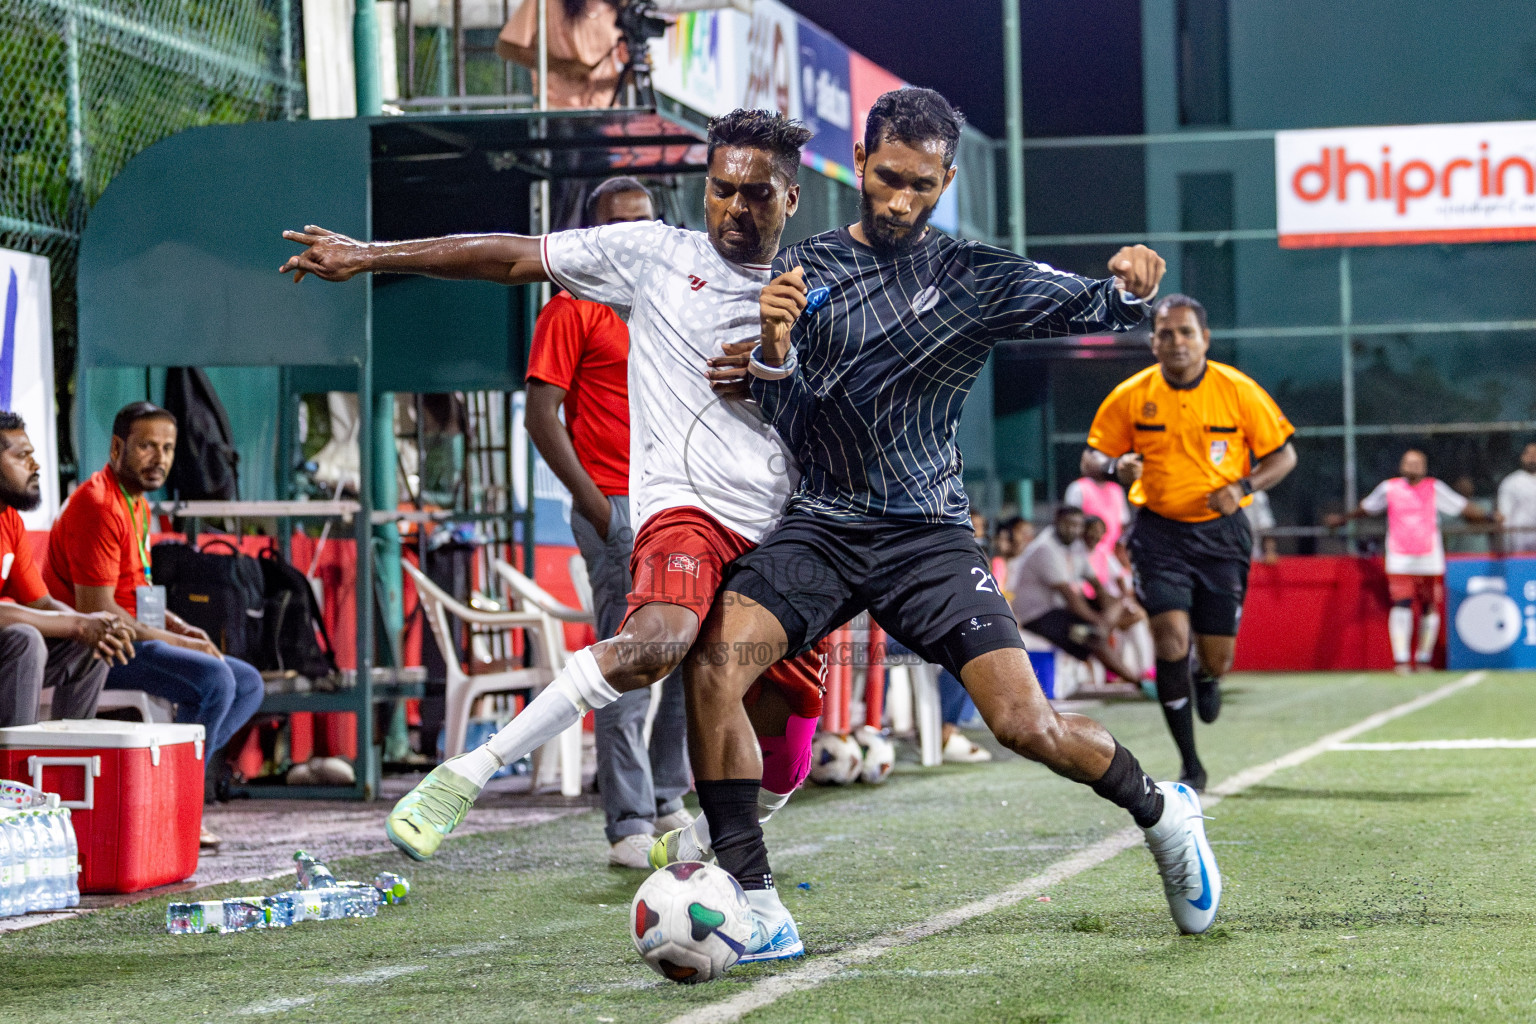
[[0, 0, 304, 474]]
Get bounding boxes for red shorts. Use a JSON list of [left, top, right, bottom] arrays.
[[1387, 573, 1444, 609], [623, 506, 827, 718]]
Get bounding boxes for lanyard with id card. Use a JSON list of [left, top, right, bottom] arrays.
[[120, 481, 166, 629]]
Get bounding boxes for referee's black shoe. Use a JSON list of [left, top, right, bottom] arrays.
[[1194, 673, 1222, 724]]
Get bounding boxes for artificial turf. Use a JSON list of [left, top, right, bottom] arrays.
[[2, 671, 1531, 1024]]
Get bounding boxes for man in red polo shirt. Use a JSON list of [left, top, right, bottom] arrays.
[[0, 411, 132, 726], [524, 176, 694, 868], [45, 402, 263, 843]]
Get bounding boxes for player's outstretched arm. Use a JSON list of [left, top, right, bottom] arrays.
[[1107, 244, 1166, 302], [279, 225, 549, 286]]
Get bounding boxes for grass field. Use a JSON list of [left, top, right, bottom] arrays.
[[4, 671, 1534, 1023]]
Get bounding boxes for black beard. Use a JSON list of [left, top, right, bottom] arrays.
[[0, 477, 41, 512], [859, 188, 934, 256]]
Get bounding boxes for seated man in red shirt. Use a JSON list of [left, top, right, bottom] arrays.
[[0, 411, 132, 727], [45, 402, 263, 843]]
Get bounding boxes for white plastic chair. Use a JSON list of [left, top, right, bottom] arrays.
[[39, 687, 174, 724], [881, 655, 944, 768], [403, 561, 562, 771], [490, 557, 596, 797]]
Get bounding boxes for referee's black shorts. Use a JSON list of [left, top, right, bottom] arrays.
[[1128, 508, 1252, 637], [725, 513, 1025, 678]]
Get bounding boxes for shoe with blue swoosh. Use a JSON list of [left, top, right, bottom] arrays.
[[1143, 780, 1221, 934], [738, 888, 805, 963]]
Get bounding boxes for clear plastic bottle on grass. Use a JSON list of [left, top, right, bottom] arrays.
[[372, 872, 409, 905], [265, 884, 380, 927], [294, 850, 338, 889], [166, 898, 271, 935]]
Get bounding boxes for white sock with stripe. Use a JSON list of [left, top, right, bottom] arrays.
[[446, 648, 620, 789]]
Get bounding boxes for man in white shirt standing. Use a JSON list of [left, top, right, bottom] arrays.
[[1496, 442, 1536, 553], [1332, 449, 1497, 673]]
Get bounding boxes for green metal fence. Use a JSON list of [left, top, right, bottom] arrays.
[[0, 0, 304, 473]]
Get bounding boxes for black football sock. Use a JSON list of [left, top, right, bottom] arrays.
[[695, 779, 773, 891], [1155, 657, 1202, 773], [1090, 742, 1165, 829]]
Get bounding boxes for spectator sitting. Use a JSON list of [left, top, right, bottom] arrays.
[[1009, 506, 1143, 684], [44, 402, 263, 849], [0, 412, 133, 727]]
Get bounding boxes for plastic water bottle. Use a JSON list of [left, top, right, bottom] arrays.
[[294, 850, 338, 889], [42, 810, 70, 911], [0, 813, 14, 918], [60, 808, 79, 908], [264, 884, 380, 927], [166, 898, 271, 935], [373, 872, 410, 905], [17, 811, 42, 913], [2, 813, 24, 917]]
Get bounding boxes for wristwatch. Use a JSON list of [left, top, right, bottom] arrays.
[[1238, 477, 1255, 497]]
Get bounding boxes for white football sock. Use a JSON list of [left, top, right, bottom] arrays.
[[1415, 611, 1441, 663], [445, 649, 620, 789], [756, 787, 791, 824], [1388, 606, 1413, 664]]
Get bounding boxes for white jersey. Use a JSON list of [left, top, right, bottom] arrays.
[[541, 222, 797, 541], [1497, 469, 1536, 552]]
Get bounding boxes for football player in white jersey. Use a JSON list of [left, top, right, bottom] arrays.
[[281, 110, 821, 962]]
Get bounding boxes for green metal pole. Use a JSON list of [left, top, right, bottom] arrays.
[[1002, 0, 1027, 255], [354, 0, 383, 117]]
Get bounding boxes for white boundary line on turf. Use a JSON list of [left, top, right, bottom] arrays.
[[668, 670, 1487, 1024], [1332, 738, 1536, 751]]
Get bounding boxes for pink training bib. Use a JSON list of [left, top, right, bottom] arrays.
[[1385, 477, 1439, 556], [1073, 477, 1127, 584]]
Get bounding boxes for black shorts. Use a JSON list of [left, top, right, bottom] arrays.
[[1021, 608, 1096, 662], [1127, 508, 1252, 636], [726, 514, 1025, 677]]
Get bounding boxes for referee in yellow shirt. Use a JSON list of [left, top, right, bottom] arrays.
[[1080, 295, 1297, 790]]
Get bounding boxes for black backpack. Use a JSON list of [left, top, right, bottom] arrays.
[[150, 539, 265, 661], [163, 367, 240, 501], [257, 547, 338, 680]]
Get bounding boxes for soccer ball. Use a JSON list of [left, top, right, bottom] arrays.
[[854, 726, 896, 785], [809, 732, 863, 785], [629, 862, 752, 984]]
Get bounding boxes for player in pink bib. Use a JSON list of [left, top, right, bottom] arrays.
[[1333, 449, 1497, 672]]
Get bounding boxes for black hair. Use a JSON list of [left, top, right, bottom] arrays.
[[863, 87, 965, 168], [562, 0, 586, 20], [1083, 515, 1106, 530], [996, 515, 1025, 534], [583, 176, 653, 228], [1152, 293, 1209, 331], [706, 109, 814, 183], [1055, 504, 1085, 522], [112, 401, 176, 441], [0, 411, 23, 452]]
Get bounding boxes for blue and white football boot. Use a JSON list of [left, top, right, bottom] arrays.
[[738, 888, 805, 963], [1143, 780, 1222, 934]]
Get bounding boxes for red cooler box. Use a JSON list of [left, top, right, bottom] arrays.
[[0, 720, 205, 893]]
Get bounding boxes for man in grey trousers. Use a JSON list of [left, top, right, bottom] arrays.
[[0, 412, 133, 727], [523, 177, 692, 867]]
